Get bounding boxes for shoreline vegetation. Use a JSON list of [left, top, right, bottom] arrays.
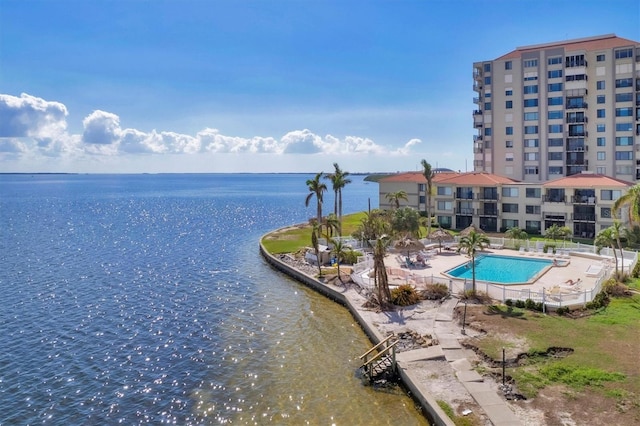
[[261, 213, 640, 426]]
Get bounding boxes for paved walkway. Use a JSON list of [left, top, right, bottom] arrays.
[[396, 295, 523, 425]]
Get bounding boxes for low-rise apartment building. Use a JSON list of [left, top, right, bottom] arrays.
[[378, 170, 631, 237]]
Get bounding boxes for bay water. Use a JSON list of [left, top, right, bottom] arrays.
[[0, 174, 429, 425]]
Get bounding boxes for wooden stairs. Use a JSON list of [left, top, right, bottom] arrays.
[[359, 335, 399, 382]]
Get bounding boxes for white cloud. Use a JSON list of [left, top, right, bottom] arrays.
[[0, 93, 443, 172], [0, 93, 68, 139], [82, 110, 122, 145]]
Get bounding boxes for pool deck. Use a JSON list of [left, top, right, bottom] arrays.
[[383, 247, 605, 297]]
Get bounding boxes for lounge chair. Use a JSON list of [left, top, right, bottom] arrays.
[[585, 264, 603, 277]]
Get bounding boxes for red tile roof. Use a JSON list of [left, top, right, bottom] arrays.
[[379, 171, 520, 186], [543, 173, 633, 188], [497, 34, 639, 60]]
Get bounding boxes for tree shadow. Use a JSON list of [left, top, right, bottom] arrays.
[[484, 305, 527, 319]]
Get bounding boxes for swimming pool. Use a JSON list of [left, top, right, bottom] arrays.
[[444, 254, 552, 285]]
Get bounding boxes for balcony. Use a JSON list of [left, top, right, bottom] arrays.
[[544, 195, 566, 203], [566, 102, 588, 109], [473, 83, 482, 92], [476, 193, 499, 201], [572, 195, 597, 204], [473, 135, 483, 142], [473, 109, 482, 116], [473, 97, 480, 104], [573, 213, 596, 222], [479, 209, 499, 217], [455, 208, 474, 215]]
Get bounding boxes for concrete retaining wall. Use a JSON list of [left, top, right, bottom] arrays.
[[259, 232, 454, 426]]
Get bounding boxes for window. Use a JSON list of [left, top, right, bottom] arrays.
[[548, 83, 563, 92], [548, 124, 563, 133], [485, 92, 491, 98], [437, 201, 453, 211], [568, 124, 585, 136], [615, 151, 633, 160], [505, 61, 512, 70], [524, 99, 539, 107], [524, 59, 538, 68], [505, 153, 514, 162], [597, 124, 605, 132], [524, 167, 539, 175], [549, 166, 563, 175], [597, 137, 606, 146], [548, 69, 562, 78], [502, 187, 519, 197], [548, 56, 562, 65], [596, 166, 606, 174], [566, 111, 586, 123], [615, 48, 633, 59], [616, 165, 634, 175], [506, 100, 513, 109], [597, 151, 606, 160], [505, 89, 513, 96], [524, 152, 538, 161], [524, 112, 538, 120], [548, 111, 563, 120], [502, 219, 519, 229], [526, 205, 541, 214], [506, 126, 513, 135], [484, 127, 492, 136], [484, 63, 491, 72], [526, 221, 541, 233], [548, 152, 563, 160], [597, 54, 605, 62], [524, 139, 539, 147], [526, 188, 541, 198], [524, 74, 538, 81], [616, 123, 633, 131], [565, 54, 585, 67], [617, 137, 633, 146], [502, 203, 518, 213], [484, 102, 492, 110], [601, 207, 611, 219], [597, 80, 605, 90], [419, 195, 426, 203], [437, 186, 452, 196], [506, 140, 513, 148], [418, 183, 425, 191], [597, 109, 606, 118], [597, 95, 606, 104], [524, 126, 538, 134], [566, 97, 585, 108], [601, 190, 622, 201], [566, 74, 586, 81], [548, 97, 563, 106], [616, 78, 633, 88], [484, 76, 492, 85], [616, 107, 633, 117], [437, 216, 452, 227], [616, 93, 633, 102], [524, 85, 538, 94], [548, 138, 563, 147]]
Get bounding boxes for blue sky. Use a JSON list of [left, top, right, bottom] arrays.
[[1, 0, 639, 173]]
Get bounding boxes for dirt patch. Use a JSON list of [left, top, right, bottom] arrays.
[[458, 305, 640, 426]]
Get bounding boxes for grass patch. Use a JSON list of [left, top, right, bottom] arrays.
[[261, 212, 368, 254], [436, 401, 476, 426], [470, 295, 640, 401]]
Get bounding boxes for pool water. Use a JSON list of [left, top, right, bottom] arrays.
[[445, 254, 552, 284]]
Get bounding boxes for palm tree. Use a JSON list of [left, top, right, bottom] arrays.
[[421, 159, 435, 237], [545, 224, 571, 241], [355, 210, 393, 309], [310, 221, 323, 277], [324, 163, 351, 235], [391, 206, 421, 238], [305, 172, 327, 226], [595, 226, 620, 276], [613, 183, 640, 224], [329, 238, 350, 284], [505, 226, 528, 249], [385, 190, 408, 209], [457, 230, 490, 295], [321, 213, 340, 240]]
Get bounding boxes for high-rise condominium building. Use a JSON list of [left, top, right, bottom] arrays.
[[473, 34, 640, 182]]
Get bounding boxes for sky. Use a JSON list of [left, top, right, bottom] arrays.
[[1, 0, 639, 174]]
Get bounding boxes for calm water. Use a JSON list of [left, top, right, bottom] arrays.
[[446, 254, 552, 284], [0, 174, 429, 425]]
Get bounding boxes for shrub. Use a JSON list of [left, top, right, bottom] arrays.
[[524, 298, 537, 310], [632, 259, 640, 278], [391, 284, 420, 306], [515, 299, 526, 308], [421, 283, 449, 300], [505, 299, 514, 307], [602, 278, 629, 297], [556, 306, 569, 316], [586, 291, 610, 310], [535, 302, 544, 312], [341, 249, 363, 265]]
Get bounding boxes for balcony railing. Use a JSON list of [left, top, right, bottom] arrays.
[[455, 208, 474, 215], [573, 214, 596, 222], [473, 110, 482, 116], [572, 195, 597, 204], [544, 195, 566, 203]]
